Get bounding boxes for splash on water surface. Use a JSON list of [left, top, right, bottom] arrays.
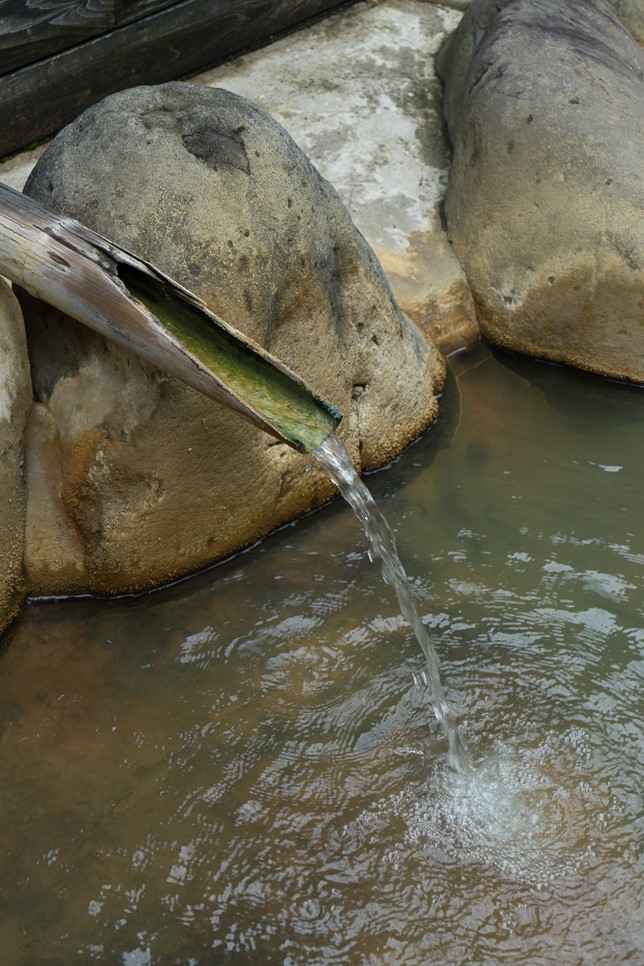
[[386, 726, 622, 888]]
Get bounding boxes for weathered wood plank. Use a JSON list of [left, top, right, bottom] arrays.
[[0, 0, 114, 74], [0, 0, 355, 157], [115, 0, 179, 26]]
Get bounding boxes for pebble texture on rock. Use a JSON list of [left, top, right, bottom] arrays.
[[21, 83, 444, 597], [438, 0, 644, 383], [0, 280, 31, 634]]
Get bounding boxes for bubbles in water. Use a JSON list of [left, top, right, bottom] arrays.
[[386, 728, 618, 887]]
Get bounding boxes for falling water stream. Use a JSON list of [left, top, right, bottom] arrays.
[[313, 434, 472, 774]]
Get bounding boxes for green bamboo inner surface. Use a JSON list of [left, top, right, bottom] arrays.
[[120, 267, 341, 452]]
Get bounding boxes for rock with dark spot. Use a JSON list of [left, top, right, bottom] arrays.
[[21, 83, 444, 597], [438, 0, 644, 382], [182, 124, 250, 174], [0, 281, 32, 634]]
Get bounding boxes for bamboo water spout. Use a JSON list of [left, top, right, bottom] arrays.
[[0, 182, 341, 452]]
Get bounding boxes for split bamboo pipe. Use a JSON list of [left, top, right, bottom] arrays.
[[0, 182, 341, 452]]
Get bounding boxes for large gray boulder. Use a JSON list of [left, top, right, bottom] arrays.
[[0, 280, 31, 633], [438, 0, 644, 383], [21, 83, 444, 597]]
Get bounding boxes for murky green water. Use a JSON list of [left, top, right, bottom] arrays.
[[1, 345, 642, 964]]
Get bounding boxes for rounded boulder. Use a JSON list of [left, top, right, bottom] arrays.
[[438, 0, 644, 383], [21, 83, 444, 596]]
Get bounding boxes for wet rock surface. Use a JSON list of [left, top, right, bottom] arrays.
[[438, 0, 644, 383], [21, 83, 444, 597], [0, 280, 31, 633]]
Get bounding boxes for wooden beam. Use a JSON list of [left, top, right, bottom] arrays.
[[0, 0, 114, 74], [116, 0, 184, 26], [0, 0, 356, 158]]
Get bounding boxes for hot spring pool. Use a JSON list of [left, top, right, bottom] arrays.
[[1, 344, 642, 963]]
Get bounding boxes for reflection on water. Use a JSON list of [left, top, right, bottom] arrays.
[[0, 345, 642, 963]]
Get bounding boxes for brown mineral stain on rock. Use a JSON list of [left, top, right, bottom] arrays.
[[0, 280, 32, 633], [24, 404, 87, 594]]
